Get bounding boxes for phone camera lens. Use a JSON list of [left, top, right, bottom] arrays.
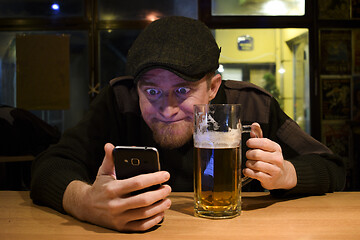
[[131, 158, 140, 166]]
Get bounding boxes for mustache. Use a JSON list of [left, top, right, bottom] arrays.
[[151, 117, 193, 124], [150, 119, 194, 149]]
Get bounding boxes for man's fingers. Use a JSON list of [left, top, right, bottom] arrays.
[[127, 185, 171, 209], [123, 198, 171, 222], [250, 122, 263, 138], [123, 212, 166, 232], [243, 167, 270, 180], [98, 143, 116, 177], [246, 149, 283, 164], [245, 159, 282, 176], [246, 138, 281, 153], [115, 171, 170, 195], [109, 185, 171, 217]]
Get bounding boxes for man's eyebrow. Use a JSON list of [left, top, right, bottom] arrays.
[[173, 81, 198, 88], [137, 79, 157, 87], [138, 80, 196, 88]]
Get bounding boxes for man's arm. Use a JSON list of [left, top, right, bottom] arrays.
[[30, 86, 118, 213], [244, 136, 297, 190], [63, 143, 171, 232], [243, 122, 297, 190], [243, 98, 346, 195], [31, 86, 172, 231], [224, 80, 345, 195]]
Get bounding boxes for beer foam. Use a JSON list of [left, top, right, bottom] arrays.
[[194, 129, 241, 148]]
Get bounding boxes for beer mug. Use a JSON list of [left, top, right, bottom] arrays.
[[193, 104, 253, 219]]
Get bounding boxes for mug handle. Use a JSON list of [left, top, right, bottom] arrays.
[[241, 125, 259, 186]]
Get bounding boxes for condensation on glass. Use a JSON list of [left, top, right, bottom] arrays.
[[212, 0, 305, 16]]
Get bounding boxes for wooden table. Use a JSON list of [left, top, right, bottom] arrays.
[[1, 191, 360, 240]]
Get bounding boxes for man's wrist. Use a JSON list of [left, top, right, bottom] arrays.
[[283, 160, 297, 190], [63, 180, 91, 221]]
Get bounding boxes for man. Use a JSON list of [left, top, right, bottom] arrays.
[[31, 16, 345, 232]]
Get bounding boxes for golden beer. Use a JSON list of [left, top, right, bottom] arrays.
[[194, 146, 241, 218], [193, 104, 243, 219]]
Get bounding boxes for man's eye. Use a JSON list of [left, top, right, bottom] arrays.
[[176, 87, 190, 94], [146, 88, 161, 96]]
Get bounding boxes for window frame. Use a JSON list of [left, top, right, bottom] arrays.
[[198, 0, 320, 139]]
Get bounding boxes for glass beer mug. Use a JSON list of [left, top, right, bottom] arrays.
[[193, 104, 253, 219]]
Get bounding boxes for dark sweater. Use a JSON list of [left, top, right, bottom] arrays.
[[30, 78, 346, 213]]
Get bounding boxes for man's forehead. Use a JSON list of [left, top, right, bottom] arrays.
[[138, 68, 195, 86], [140, 68, 179, 78], [138, 78, 195, 88]]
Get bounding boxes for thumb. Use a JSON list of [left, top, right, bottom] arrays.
[[251, 122, 263, 138], [98, 143, 116, 178]]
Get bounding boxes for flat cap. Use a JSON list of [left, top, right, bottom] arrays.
[[126, 16, 221, 83]]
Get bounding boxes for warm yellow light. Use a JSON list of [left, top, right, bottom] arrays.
[[145, 11, 161, 22]]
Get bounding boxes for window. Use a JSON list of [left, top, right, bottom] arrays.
[[99, 29, 141, 87], [98, 0, 197, 20], [215, 28, 310, 132], [212, 0, 305, 16], [0, 30, 89, 132], [0, 0, 84, 18], [0, 0, 199, 132]]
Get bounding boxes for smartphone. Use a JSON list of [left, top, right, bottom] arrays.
[[113, 146, 161, 195]]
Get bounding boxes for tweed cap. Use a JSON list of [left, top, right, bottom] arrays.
[[126, 16, 221, 83]]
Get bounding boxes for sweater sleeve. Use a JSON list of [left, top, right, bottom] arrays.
[[30, 86, 121, 213], [223, 80, 346, 196], [267, 98, 346, 196]]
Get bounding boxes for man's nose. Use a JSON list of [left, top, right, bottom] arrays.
[[159, 93, 179, 118]]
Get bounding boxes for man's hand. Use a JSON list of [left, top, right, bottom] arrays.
[[243, 123, 297, 190], [63, 143, 172, 232]]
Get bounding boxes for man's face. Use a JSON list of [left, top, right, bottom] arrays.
[[137, 68, 220, 149]]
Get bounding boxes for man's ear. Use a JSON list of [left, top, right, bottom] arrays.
[[208, 73, 222, 101]]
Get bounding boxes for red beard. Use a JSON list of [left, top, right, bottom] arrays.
[[151, 120, 194, 149]]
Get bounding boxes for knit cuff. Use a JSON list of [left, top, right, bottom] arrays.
[[271, 154, 330, 197], [31, 160, 90, 214]]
